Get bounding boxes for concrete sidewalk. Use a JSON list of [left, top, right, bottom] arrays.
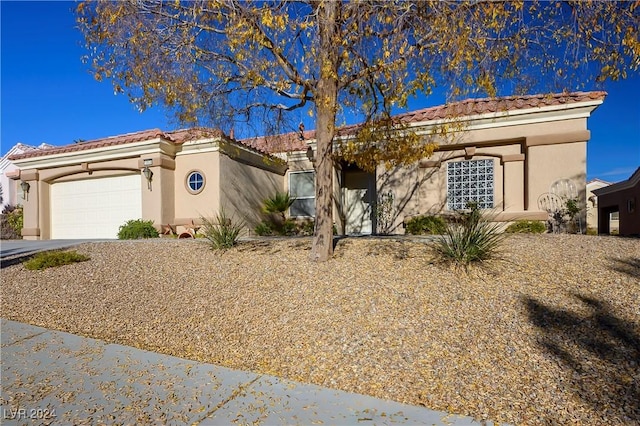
[[1, 319, 490, 425]]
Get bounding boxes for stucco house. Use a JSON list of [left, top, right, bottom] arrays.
[[9, 129, 285, 239], [9, 91, 605, 240], [592, 167, 640, 236], [248, 91, 605, 235]]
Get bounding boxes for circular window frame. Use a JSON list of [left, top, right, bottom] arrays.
[[185, 170, 206, 195]]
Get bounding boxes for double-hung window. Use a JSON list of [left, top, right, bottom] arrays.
[[447, 159, 494, 210], [289, 171, 315, 217]]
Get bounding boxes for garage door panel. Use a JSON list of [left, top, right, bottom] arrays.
[[51, 175, 142, 239]]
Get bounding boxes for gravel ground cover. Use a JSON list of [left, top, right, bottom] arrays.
[[1, 234, 639, 425]]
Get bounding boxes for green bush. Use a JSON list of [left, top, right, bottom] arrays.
[[262, 192, 295, 216], [254, 221, 274, 236], [24, 250, 90, 270], [434, 204, 506, 267], [117, 219, 159, 239], [201, 209, 244, 250], [405, 214, 447, 235], [255, 218, 309, 236], [505, 220, 546, 234]]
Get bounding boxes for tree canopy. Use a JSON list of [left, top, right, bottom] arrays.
[[78, 0, 639, 260]]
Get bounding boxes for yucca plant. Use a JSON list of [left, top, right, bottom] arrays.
[[200, 209, 245, 250], [434, 203, 506, 267]]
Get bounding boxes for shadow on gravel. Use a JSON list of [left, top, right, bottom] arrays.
[[0, 254, 33, 269], [523, 294, 640, 422], [608, 257, 640, 279]]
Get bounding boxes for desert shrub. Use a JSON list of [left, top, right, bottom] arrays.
[[298, 219, 315, 236], [405, 214, 447, 235], [434, 204, 506, 267], [1, 205, 23, 239], [254, 221, 274, 236], [117, 219, 159, 239], [262, 192, 295, 216], [505, 220, 546, 234], [201, 209, 244, 250], [259, 192, 296, 235], [24, 250, 90, 270]]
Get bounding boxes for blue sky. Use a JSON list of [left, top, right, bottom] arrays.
[[2, 1, 639, 183]]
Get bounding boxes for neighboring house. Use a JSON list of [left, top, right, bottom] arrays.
[[10, 91, 605, 240], [592, 167, 640, 236], [586, 178, 620, 233], [1, 143, 53, 209]]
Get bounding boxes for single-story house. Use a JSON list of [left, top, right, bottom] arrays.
[[592, 167, 640, 236], [9, 129, 285, 239], [9, 91, 605, 240]]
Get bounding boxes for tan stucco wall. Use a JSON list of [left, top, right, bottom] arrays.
[[173, 150, 221, 222], [526, 141, 586, 219], [218, 153, 283, 230], [350, 121, 588, 234]]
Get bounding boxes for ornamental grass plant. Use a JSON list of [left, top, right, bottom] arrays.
[[201, 209, 244, 250], [434, 203, 507, 267], [23, 250, 90, 270]]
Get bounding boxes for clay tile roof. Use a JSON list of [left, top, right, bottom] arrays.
[[391, 91, 607, 125], [8, 128, 168, 161], [244, 91, 606, 154], [165, 127, 224, 143]]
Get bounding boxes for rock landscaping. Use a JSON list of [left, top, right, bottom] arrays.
[[1, 234, 638, 425]]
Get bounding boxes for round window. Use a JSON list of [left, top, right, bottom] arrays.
[[186, 171, 205, 194]]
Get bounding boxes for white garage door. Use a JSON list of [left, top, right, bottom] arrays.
[[51, 174, 142, 239]]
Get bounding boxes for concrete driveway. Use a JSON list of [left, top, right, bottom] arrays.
[[0, 239, 106, 262]]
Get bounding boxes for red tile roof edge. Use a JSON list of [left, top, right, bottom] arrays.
[[9, 91, 606, 160], [8, 127, 273, 161], [242, 91, 607, 153]]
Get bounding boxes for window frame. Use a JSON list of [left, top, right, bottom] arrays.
[[186, 170, 206, 195], [288, 170, 315, 218], [446, 158, 495, 210]]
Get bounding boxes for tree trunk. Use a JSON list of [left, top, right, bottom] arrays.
[[310, 1, 339, 262]]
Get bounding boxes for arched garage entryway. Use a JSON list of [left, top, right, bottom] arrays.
[[50, 174, 142, 239]]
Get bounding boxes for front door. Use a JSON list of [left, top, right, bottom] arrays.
[[344, 171, 375, 235]]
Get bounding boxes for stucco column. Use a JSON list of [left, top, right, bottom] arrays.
[[139, 155, 176, 230], [19, 169, 40, 240], [502, 155, 525, 211]]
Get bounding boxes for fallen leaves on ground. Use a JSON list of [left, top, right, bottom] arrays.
[[1, 234, 638, 425]]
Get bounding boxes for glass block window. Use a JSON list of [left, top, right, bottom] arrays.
[[446, 159, 494, 210], [289, 171, 315, 217]]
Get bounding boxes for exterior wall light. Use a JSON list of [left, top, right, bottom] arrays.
[[20, 181, 30, 200], [306, 145, 315, 163], [142, 166, 153, 190]]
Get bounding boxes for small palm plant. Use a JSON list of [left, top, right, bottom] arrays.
[[261, 192, 295, 231], [434, 203, 506, 268]]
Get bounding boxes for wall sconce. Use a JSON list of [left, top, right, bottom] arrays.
[[142, 166, 153, 190], [306, 145, 315, 163], [20, 181, 30, 200]]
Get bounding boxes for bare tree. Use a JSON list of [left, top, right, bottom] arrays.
[[78, 0, 639, 261]]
